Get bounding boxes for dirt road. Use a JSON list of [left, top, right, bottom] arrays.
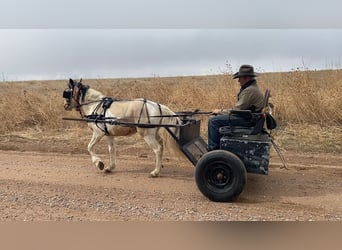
[[0, 139, 341, 221]]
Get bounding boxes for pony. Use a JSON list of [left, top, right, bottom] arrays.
[[63, 78, 181, 177]]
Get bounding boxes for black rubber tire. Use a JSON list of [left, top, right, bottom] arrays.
[[195, 150, 247, 202]]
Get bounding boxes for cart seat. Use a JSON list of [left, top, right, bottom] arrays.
[[219, 113, 265, 136], [219, 89, 272, 137]]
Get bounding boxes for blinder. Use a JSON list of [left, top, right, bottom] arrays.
[[63, 89, 73, 99]]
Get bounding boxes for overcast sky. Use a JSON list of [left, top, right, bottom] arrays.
[[1, 0, 342, 81]]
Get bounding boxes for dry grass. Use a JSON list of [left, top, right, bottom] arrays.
[[0, 69, 341, 153], [263, 69, 342, 125]]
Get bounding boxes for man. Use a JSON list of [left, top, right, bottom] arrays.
[[208, 64, 264, 151]]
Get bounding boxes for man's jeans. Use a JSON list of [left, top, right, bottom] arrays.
[[207, 114, 255, 151]]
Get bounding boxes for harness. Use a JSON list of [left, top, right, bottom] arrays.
[[74, 84, 90, 115], [138, 99, 162, 124], [86, 97, 116, 135], [85, 97, 163, 135], [64, 82, 164, 135]]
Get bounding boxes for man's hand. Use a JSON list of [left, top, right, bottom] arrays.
[[211, 109, 222, 115]]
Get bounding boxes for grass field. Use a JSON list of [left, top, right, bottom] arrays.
[[0, 69, 341, 153]]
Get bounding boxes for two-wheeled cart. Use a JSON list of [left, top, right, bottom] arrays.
[[64, 89, 286, 202]]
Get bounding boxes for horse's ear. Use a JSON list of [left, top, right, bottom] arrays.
[[69, 78, 75, 88], [80, 78, 82, 83]]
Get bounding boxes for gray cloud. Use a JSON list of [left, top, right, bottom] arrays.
[[0, 29, 341, 81], [1, 0, 342, 28], [1, 0, 342, 80]]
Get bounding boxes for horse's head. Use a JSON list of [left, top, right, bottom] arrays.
[[63, 78, 89, 111]]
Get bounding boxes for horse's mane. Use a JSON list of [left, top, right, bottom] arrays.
[[84, 88, 105, 102]]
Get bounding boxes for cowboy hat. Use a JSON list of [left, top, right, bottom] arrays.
[[233, 64, 259, 79]]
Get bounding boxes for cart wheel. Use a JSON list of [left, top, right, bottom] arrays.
[[195, 150, 247, 202]]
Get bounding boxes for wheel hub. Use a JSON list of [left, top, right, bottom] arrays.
[[208, 165, 232, 188]]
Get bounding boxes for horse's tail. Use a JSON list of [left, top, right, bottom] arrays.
[[158, 105, 185, 159]]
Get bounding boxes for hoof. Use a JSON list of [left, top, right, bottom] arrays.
[[104, 168, 112, 174], [97, 161, 104, 170], [150, 172, 160, 178]]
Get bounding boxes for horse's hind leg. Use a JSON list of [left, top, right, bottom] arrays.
[[142, 130, 163, 177], [104, 135, 116, 173], [88, 131, 105, 170]]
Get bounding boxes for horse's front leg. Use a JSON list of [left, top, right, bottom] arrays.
[[104, 135, 116, 173], [88, 130, 105, 170]]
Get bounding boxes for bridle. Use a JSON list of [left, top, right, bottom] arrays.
[[63, 80, 89, 117]]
